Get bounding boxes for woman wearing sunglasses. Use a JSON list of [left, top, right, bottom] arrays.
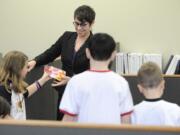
[[28, 5, 95, 120]]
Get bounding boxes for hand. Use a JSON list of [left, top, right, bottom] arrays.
[[28, 60, 36, 72], [41, 72, 52, 82], [51, 76, 70, 87], [38, 72, 52, 85]]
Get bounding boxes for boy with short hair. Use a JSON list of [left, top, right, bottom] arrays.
[[132, 62, 180, 126], [59, 33, 133, 124]]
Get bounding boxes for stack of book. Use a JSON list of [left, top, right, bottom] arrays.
[[115, 53, 162, 75], [164, 55, 180, 75]]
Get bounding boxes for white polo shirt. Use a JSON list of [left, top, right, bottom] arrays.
[[60, 70, 133, 124], [131, 99, 180, 126]]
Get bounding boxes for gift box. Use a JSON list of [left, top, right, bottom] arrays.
[[44, 66, 66, 81]]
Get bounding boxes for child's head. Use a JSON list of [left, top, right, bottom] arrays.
[[0, 96, 11, 119], [0, 51, 28, 93], [86, 33, 116, 62], [137, 62, 165, 98]]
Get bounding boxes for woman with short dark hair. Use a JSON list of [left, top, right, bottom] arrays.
[[28, 5, 96, 120]]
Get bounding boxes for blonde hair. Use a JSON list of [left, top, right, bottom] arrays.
[[0, 51, 28, 93], [137, 62, 163, 89]]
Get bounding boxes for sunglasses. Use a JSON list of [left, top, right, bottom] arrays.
[[73, 21, 88, 27]]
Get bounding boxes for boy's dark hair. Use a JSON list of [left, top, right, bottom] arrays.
[[0, 96, 10, 118], [88, 33, 116, 61], [138, 62, 163, 89], [74, 5, 95, 24]]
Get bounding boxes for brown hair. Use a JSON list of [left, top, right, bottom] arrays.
[[137, 62, 163, 89], [0, 51, 28, 93]]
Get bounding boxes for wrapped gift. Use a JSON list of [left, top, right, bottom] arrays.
[[44, 66, 66, 81]]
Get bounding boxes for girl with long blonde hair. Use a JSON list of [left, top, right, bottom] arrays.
[[0, 51, 51, 120]]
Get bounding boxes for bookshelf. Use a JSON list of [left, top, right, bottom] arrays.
[[25, 59, 180, 120], [124, 75, 180, 105]]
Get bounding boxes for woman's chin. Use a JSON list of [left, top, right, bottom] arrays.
[[77, 32, 87, 37]]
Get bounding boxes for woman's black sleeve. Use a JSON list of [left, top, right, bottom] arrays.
[[34, 31, 70, 67]]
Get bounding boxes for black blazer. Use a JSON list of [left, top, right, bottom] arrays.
[[34, 31, 93, 77], [0, 85, 29, 105]]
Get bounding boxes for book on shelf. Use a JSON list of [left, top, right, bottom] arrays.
[[115, 53, 162, 75], [165, 55, 180, 75]]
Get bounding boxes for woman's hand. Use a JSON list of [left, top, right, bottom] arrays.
[[28, 60, 36, 72], [51, 76, 70, 87]]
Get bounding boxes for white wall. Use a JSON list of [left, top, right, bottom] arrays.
[[0, 0, 180, 68]]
